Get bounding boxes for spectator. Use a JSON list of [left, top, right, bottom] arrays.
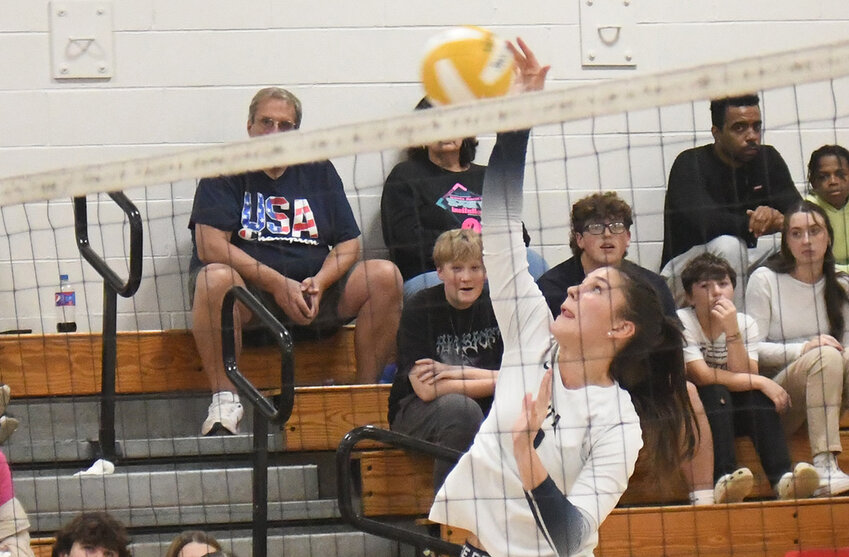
[[388, 228, 501, 490], [381, 98, 546, 298], [0, 452, 33, 557], [51, 512, 130, 557], [164, 531, 221, 557], [806, 144, 849, 272], [746, 200, 849, 496], [680, 252, 819, 502], [660, 94, 801, 306], [189, 87, 403, 435]]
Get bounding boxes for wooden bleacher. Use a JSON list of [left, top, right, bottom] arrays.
[[6, 330, 849, 555]]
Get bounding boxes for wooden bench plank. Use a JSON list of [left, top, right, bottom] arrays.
[[0, 329, 356, 396], [285, 385, 390, 452], [597, 498, 849, 556], [358, 430, 849, 516]]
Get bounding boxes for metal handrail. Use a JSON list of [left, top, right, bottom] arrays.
[[73, 192, 143, 462], [336, 425, 463, 556], [220, 285, 295, 557]]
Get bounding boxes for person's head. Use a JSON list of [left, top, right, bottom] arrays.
[[405, 97, 478, 167], [710, 94, 762, 166], [51, 512, 130, 557], [433, 228, 485, 310], [247, 87, 302, 137], [569, 192, 633, 270], [165, 531, 222, 557], [681, 253, 737, 314], [807, 144, 849, 209], [778, 200, 833, 272], [554, 264, 693, 477]]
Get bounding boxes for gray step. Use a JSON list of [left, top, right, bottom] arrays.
[[132, 529, 411, 557], [16, 465, 325, 531], [7, 396, 284, 463], [6, 434, 283, 463], [27, 499, 339, 534]]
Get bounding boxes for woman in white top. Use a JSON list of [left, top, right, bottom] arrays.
[[428, 40, 696, 557], [746, 200, 849, 496]]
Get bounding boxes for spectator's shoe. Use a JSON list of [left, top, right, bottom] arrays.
[[201, 391, 243, 436], [813, 451, 849, 497], [777, 462, 820, 500], [0, 384, 11, 416], [714, 467, 754, 504], [0, 416, 19, 445]]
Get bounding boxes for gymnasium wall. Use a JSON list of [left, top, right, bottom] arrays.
[[0, 0, 847, 332]]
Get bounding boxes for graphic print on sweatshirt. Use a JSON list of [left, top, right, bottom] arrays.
[[436, 183, 483, 233], [237, 192, 320, 245]]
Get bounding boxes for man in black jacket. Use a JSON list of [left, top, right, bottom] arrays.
[[660, 94, 801, 305]]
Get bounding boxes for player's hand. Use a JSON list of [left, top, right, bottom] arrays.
[[272, 276, 314, 326], [512, 369, 553, 450], [802, 334, 844, 354], [508, 37, 550, 94], [754, 375, 791, 414], [300, 276, 323, 320], [747, 206, 782, 237], [710, 298, 739, 337]]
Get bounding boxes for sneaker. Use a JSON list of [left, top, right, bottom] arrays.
[[0, 416, 18, 445], [776, 462, 820, 500], [813, 451, 849, 497], [201, 391, 243, 436], [0, 385, 10, 416], [714, 467, 754, 503]]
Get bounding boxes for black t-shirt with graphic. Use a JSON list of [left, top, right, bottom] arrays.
[[381, 158, 486, 281], [388, 284, 503, 424], [189, 163, 361, 282]]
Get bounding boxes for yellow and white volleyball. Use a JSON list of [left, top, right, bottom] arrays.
[[420, 26, 514, 106]]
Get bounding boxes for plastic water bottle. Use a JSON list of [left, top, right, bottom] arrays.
[[55, 274, 77, 333]]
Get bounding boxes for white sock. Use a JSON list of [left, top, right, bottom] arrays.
[[813, 451, 834, 470], [213, 391, 239, 404], [689, 489, 714, 506]]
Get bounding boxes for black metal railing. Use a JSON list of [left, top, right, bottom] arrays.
[[73, 193, 143, 462], [336, 425, 464, 556], [220, 285, 295, 557]]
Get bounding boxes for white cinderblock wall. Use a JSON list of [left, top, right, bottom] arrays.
[[1, 1, 848, 333]]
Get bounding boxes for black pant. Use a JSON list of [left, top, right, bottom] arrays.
[[698, 384, 791, 486]]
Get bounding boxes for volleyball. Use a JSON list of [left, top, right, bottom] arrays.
[[420, 26, 515, 105]]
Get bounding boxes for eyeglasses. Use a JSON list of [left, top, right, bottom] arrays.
[[583, 222, 627, 235], [255, 117, 297, 132]]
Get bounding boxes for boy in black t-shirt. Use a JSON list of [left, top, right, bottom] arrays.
[[388, 228, 502, 490]]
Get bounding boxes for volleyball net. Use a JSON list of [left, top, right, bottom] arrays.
[[1, 38, 849, 554]]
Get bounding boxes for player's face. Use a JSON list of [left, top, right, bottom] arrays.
[[62, 542, 118, 557], [811, 154, 849, 209], [247, 98, 299, 138], [687, 276, 734, 317], [786, 210, 830, 270], [575, 220, 631, 270], [712, 105, 762, 165], [437, 258, 486, 310], [552, 267, 629, 347], [177, 542, 218, 557]]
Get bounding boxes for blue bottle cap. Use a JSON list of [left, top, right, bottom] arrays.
[[59, 274, 69, 281]]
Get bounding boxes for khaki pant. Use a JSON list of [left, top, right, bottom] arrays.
[[773, 346, 849, 456]]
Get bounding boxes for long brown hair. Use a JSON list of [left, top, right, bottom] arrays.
[[764, 200, 849, 339], [611, 266, 696, 478]]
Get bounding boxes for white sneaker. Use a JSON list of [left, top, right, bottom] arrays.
[[813, 452, 849, 497], [0, 385, 11, 416], [0, 416, 18, 445], [714, 467, 754, 503], [776, 462, 820, 500], [201, 391, 243, 436]]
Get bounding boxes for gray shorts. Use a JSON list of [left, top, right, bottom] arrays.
[[188, 263, 355, 341]]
